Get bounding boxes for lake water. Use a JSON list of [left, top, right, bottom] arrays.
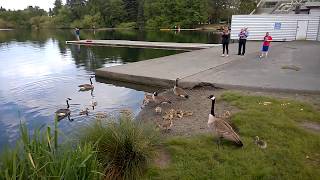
[[0, 29, 220, 150]]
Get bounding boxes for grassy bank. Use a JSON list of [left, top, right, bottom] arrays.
[[0, 120, 103, 179], [145, 92, 320, 179], [1, 92, 319, 179], [0, 116, 160, 180]]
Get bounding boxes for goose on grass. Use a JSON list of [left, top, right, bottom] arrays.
[[207, 95, 243, 147]]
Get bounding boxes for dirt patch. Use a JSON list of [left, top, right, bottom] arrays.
[[137, 87, 320, 137], [153, 147, 171, 169], [137, 87, 239, 137], [300, 122, 320, 133]]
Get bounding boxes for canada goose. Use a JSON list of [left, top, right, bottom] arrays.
[[55, 98, 73, 121], [120, 109, 133, 117], [158, 119, 173, 131], [183, 111, 193, 117], [95, 112, 108, 119], [79, 76, 94, 91], [79, 108, 89, 116], [254, 136, 267, 149], [173, 78, 189, 98], [152, 92, 171, 104], [207, 95, 243, 147], [155, 106, 162, 114], [91, 100, 97, 110], [141, 93, 154, 108], [220, 111, 231, 119], [176, 110, 183, 118], [162, 113, 174, 121]]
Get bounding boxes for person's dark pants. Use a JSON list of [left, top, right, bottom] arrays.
[[222, 43, 229, 54], [238, 39, 246, 55]]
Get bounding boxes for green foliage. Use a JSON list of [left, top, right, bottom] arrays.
[[53, 0, 63, 16], [146, 92, 320, 179], [123, 0, 139, 22], [0, 6, 47, 28], [144, 0, 208, 29], [0, 120, 103, 179], [29, 16, 53, 29], [1, 0, 257, 29], [81, 115, 160, 180], [0, 18, 14, 28], [116, 22, 137, 29], [238, 0, 257, 14], [52, 7, 73, 28]]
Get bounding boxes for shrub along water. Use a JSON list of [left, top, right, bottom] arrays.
[[80, 114, 160, 180]]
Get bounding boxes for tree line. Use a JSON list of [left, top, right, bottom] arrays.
[[0, 0, 256, 29]]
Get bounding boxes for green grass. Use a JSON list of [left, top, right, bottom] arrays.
[[145, 92, 320, 179], [0, 115, 161, 180], [0, 119, 103, 180], [80, 115, 161, 180]]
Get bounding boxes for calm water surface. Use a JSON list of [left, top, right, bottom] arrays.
[[0, 29, 219, 150]]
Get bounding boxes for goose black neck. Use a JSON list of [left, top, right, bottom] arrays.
[[210, 99, 215, 116], [175, 79, 178, 86], [66, 100, 70, 109], [90, 78, 93, 85]]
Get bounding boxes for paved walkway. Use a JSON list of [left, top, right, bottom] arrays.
[[96, 41, 320, 93], [66, 40, 219, 51]]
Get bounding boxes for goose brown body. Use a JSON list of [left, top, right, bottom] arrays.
[[255, 136, 267, 149], [55, 98, 72, 121], [207, 95, 243, 146], [158, 120, 173, 131], [79, 77, 94, 91], [152, 92, 171, 104], [173, 78, 189, 98]]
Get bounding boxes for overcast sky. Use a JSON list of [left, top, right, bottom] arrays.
[[0, 0, 65, 11]]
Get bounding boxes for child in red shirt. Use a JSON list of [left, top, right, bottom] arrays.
[[260, 32, 272, 58]]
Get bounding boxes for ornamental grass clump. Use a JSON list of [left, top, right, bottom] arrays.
[[0, 119, 103, 180], [82, 115, 160, 180]]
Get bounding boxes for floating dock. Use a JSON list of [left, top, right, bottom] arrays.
[[65, 40, 219, 51], [95, 41, 320, 93]]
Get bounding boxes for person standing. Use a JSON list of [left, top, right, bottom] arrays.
[[75, 27, 80, 41], [238, 28, 249, 56], [221, 27, 230, 57], [260, 32, 272, 58]]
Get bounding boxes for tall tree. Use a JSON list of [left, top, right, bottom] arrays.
[[123, 0, 139, 22], [207, 0, 230, 23], [49, 8, 53, 16], [0, 6, 6, 12], [53, 0, 63, 15], [66, 0, 87, 20], [144, 0, 208, 28], [137, 0, 145, 29], [237, 0, 257, 14]]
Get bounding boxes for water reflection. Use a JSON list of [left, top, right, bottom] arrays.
[[0, 29, 219, 151]]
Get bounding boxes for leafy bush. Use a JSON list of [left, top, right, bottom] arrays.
[[116, 22, 137, 29], [81, 115, 160, 180], [71, 14, 103, 29], [0, 120, 103, 180], [0, 18, 14, 29], [29, 16, 54, 29]]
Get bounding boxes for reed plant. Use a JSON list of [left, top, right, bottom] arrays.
[[0, 119, 103, 180], [81, 114, 160, 180]]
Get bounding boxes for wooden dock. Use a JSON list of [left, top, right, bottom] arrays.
[[66, 40, 220, 51]]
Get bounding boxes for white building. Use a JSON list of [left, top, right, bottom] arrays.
[[231, 0, 320, 41]]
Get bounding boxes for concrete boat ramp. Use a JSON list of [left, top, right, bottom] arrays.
[[94, 40, 320, 93], [66, 40, 218, 51]]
